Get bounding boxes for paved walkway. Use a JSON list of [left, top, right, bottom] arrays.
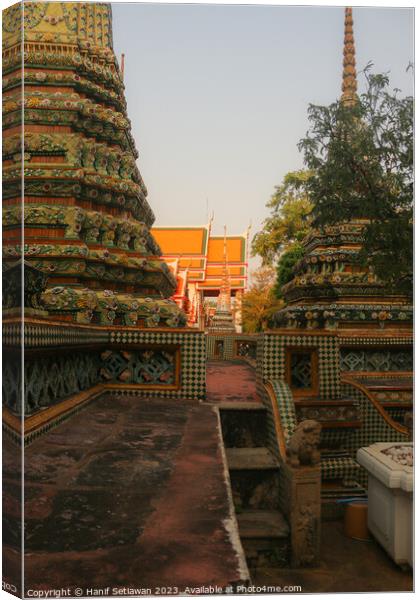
[[253, 519, 413, 593], [4, 395, 247, 594], [206, 360, 260, 404]]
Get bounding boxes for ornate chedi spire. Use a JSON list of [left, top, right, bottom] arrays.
[[208, 226, 235, 332], [341, 7, 358, 107], [218, 227, 232, 310], [2, 2, 186, 328]]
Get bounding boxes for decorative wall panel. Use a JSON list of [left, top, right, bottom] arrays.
[[101, 349, 178, 386], [4, 352, 101, 416], [340, 348, 413, 372], [235, 339, 258, 362]]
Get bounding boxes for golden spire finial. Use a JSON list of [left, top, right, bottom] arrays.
[[341, 7, 358, 107]]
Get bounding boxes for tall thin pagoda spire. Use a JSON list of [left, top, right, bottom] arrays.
[[220, 225, 232, 307], [207, 226, 235, 332], [341, 7, 358, 107]]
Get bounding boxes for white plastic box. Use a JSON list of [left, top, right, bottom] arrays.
[[357, 442, 413, 567]]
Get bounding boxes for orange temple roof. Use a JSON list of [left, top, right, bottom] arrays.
[[153, 227, 208, 256], [151, 226, 248, 291]]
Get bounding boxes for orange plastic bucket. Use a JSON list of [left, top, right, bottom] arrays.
[[344, 501, 370, 541]]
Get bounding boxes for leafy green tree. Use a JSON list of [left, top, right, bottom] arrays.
[[242, 267, 284, 333], [299, 65, 413, 294], [273, 243, 305, 298], [251, 170, 313, 266]]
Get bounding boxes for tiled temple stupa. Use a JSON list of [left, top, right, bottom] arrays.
[[272, 217, 413, 331], [272, 8, 413, 333], [3, 1, 186, 328]]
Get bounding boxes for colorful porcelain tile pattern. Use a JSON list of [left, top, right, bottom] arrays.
[[2, 2, 185, 327]]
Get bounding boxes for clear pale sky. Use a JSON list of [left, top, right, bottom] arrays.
[[112, 3, 414, 269]]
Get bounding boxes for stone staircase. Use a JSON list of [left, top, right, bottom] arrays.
[[219, 402, 290, 569]]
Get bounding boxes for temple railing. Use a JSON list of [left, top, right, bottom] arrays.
[[262, 379, 321, 567], [341, 376, 410, 437], [340, 375, 410, 485], [262, 380, 295, 461]]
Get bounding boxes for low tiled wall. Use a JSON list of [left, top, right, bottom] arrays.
[[256, 330, 413, 402], [109, 327, 206, 400], [206, 333, 235, 360], [3, 318, 206, 441], [206, 332, 260, 364]]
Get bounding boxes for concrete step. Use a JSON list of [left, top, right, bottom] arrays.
[[218, 401, 265, 411], [322, 480, 366, 498], [226, 447, 278, 470], [237, 509, 289, 539], [220, 407, 268, 448], [321, 455, 361, 481], [237, 510, 290, 568]]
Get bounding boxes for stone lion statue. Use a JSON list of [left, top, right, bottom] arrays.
[[286, 419, 322, 467]]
